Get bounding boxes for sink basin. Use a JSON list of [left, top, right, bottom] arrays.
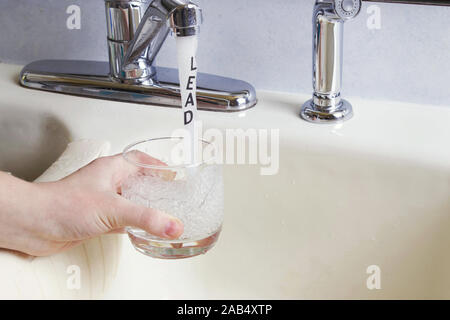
[[0, 63, 449, 299], [0, 106, 71, 181]]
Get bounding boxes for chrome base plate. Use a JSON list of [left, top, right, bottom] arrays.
[[300, 99, 354, 123], [20, 60, 257, 112]]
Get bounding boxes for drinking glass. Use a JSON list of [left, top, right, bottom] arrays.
[[121, 137, 223, 259]]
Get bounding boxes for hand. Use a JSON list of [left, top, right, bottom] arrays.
[[0, 152, 184, 256]]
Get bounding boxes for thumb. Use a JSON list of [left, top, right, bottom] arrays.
[[109, 197, 184, 239]]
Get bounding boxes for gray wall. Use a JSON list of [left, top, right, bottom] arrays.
[[1, 0, 449, 106]]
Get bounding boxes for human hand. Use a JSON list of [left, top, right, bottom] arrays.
[[0, 152, 184, 256]]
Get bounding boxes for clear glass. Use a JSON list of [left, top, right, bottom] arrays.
[[121, 137, 224, 259]]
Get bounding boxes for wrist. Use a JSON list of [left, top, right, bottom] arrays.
[[0, 172, 45, 253]]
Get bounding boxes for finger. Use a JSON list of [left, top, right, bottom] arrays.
[[111, 198, 184, 239], [121, 149, 168, 170], [107, 227, 127, 234]]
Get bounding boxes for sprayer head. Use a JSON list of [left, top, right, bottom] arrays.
[[333, 0, 361, 20], [168, 3, 203, 37]]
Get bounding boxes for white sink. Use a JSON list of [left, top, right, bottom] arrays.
[[0, 63, 449, 299], [0, 104, 71, 181]]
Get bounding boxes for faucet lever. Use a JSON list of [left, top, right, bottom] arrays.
[[121, 5, 168, 78]]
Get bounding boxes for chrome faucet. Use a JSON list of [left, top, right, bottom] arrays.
[[20, 0, 257, 112], [106, 0, 200, 83], [301, 0, 362, 123], [301, 0, 450, 123]]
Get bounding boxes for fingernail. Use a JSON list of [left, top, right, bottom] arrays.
[[164, 218, 183, 238]]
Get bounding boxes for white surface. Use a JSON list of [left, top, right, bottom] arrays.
[[0, 63, 449, 299], [35, 139, 111, 182]]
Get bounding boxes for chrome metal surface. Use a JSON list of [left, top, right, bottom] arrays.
[[301, 99, 353, 123], [300, 0, 361, 123], [107, 0, 192, 82], [168, 3, 203, 37], [301, 0, 449, 123], [105, 0, 151, 81], [19, 60, 257, 112], [19, 0, 257, 112]]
